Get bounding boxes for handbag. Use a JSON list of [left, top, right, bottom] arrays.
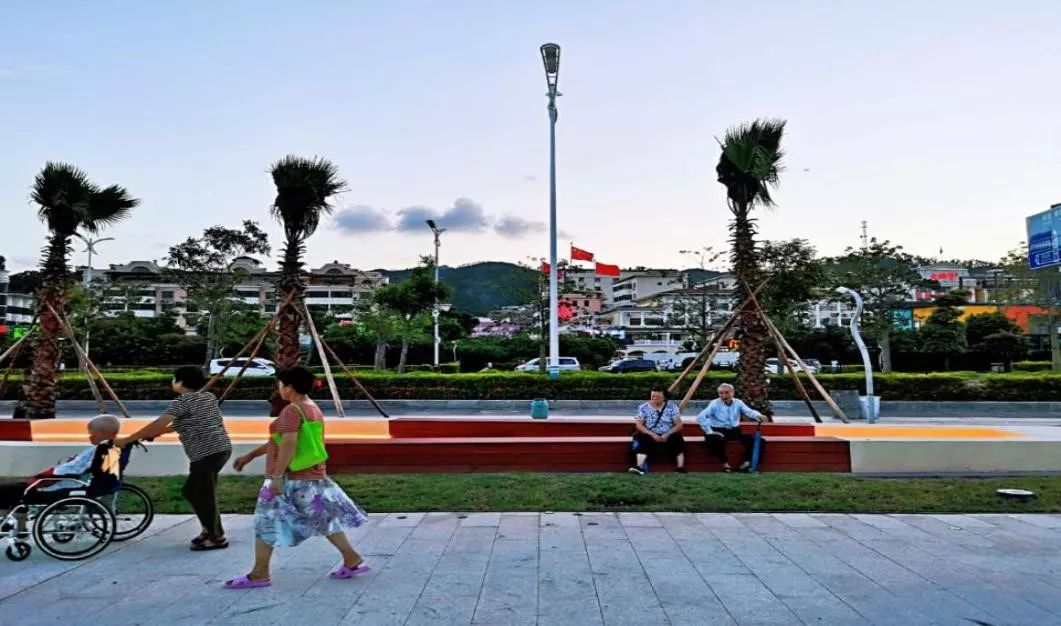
[[631, 404, 668, 450], [273, 403, 329, 472]]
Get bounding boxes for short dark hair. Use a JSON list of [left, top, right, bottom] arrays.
[[649, 386, 670, 400], [173, 366, 206, 389], [276, 366, 318, 395]]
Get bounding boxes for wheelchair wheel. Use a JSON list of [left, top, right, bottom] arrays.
[[32, 497, 115, 561], [101, 483, 154, 541], [5, 542, 31, 561]]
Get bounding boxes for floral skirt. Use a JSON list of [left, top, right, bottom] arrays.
[[254, 477, 368, 548]]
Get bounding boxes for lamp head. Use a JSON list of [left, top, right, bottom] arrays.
[[540, 43, 560, 88], [426, 219, 437, 230]]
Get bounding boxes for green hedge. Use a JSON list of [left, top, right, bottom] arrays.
[[5, 370, 1061, 401], [1013, 361, 1053, 372]]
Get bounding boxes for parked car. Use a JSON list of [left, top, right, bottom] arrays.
[[514, 357, 582, 372], [209, 357, 276, 377], [802, 358, 822, 373], [600, 358, 658, 374], [712, 351, 740, 369], [764, 357, 819, 374]]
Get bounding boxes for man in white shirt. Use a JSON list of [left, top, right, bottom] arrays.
[[696, 383, 765, 472]]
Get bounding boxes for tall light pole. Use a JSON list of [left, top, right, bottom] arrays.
[[75, 234, 114, 286], [426, 219, 446, 367], [74, 234, 113, 359], [541, 42, 561, 376], [835, 286, 878, 422]]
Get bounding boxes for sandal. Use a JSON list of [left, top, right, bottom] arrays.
[[330, 563, 371, 579], [190, 532, 209, 546], [191, 538, 229, 551], [223, 574, 271, 589]]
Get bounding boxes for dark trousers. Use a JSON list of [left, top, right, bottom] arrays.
[[704, 427, 757, 465], [183, 450, 231, 540], [632, 432, 686, 463]]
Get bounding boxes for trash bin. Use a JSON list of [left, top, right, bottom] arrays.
[[858, 395, 880, 422], [990, 363, 1005, 373], [530, 398, 549, 419]]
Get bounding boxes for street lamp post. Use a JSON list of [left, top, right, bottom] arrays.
[[75, 235, 114, 287], [74, 235, 114, 359], [426, 220, 446, 367], [835, 286, 878, 422], [540, 42, 561, 377]]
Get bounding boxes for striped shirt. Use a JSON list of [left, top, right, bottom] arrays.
[[166, 391, 232, 462]]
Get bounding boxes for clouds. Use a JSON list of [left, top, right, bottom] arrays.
[[494, 215, 546, 238], [334, 205, 392, 233], [334, 197, 547, 239]]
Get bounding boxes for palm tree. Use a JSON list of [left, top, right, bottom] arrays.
[[28, 163, 138, 419], [715, 119, 786, 413], [269, 156, 347, 371]]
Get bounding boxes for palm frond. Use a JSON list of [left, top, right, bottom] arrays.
[[716, 118, 787, 210], [269, 155, 347, 240], [82, 184, 139, 233], [31, 162, 96, 236]]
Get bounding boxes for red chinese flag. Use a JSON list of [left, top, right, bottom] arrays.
[[541, 261, 550, 275], [595, 262, 620, 277], [571, 245, 594, 262]]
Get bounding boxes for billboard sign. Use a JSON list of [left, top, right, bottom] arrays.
[[1027, 204, 1061, 270]]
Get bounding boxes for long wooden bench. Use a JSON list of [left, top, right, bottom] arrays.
[[325, 435, 851, 473]]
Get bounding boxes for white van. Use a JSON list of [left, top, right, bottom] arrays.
[[514, 357, 581, 372], [712, 352, 740, 369], [208, 357, 276, 377]]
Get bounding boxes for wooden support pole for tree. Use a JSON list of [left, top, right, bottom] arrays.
[[217, 319, 276, 404], [199, 290, 297, 393], [668, 282, 769, 392], [0, 329, 34, 367], [47, 305, 131, 419], [736, 280, 848, 423], [766, 319, 849, 422], [320, 340, 390, 419], [300, 303, 345, 418], [739, 283, 821, 423], [677, 327, 731, 413], [0, 330, 32, 398]]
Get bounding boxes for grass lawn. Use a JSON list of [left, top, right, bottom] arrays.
[[125, 473, 1061, 514]]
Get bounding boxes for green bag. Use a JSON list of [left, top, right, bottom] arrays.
[[273, 403, 328, 472]]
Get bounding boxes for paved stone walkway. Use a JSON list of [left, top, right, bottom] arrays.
[[1, 512, 1059, 625]]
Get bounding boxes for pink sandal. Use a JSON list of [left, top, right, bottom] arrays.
[[223, 574, 271, 589], [330, 563, 371, 579]]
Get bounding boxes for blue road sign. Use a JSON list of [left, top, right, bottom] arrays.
[[1027, 204, 1061, 270]]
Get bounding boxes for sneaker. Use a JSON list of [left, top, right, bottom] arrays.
[[627, 466, 645, 476], [739, 461, 751, 472], [673, 467, 688, 474], [722, 464, 734, 473]]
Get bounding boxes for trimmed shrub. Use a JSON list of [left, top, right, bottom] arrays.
[[4, 370, 1060, 402], [1013, 361, 1052, 372]]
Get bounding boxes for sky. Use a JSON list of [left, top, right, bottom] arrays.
[[2, 1, 1059, 274]]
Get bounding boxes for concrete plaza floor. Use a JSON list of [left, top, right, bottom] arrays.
[[0, 511, 1059, 625]]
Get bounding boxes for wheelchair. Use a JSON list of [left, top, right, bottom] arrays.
[[1, 441, 155, 562]]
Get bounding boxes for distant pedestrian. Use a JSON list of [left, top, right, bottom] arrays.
[[831, 360, 839, 373], [117, 366, 232, 550], [628, 386, 687, 475], [223, 366, 369, 589], [697, 383, 764, 472]]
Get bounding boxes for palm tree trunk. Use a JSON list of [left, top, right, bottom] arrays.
[[202, 313, 217, 369], [731, 208, 770, 414], [27, 235, 68, 419], [276, 240, 304, 371]]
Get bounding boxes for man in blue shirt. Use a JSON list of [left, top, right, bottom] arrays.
[[696, 383, 764, 472]]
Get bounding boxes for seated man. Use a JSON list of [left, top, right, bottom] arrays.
[[696, 383, 765, 472], [628, 386, 687, 475], [0, 414, 122, 533]]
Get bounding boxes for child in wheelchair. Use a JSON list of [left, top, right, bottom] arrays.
[[0, 414, 122, 537]]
